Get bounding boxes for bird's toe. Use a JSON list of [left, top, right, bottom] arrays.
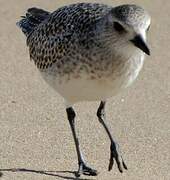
[[108, 142, 128, 173], [76, 163, 98, 177]]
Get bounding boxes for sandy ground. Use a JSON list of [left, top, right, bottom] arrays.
[[0, 0, 170, 179]]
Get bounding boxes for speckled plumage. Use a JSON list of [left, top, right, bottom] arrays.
[[27, 3, 111, 70], [17, 3, 151, 177], [17, 3, 150, 104]]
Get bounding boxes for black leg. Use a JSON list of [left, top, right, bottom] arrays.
[[66, 107, 97, 177], [97, 101, 127, 173]]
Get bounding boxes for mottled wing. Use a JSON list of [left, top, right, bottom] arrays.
[[27, 3, 111, 70]]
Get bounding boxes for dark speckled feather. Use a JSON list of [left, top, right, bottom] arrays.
[[17, 7, 50, 36], [17, 3, 150, 80], [18, 3, 112, 69]]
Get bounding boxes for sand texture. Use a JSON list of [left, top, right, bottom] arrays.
[[0, 0, 169, 179]]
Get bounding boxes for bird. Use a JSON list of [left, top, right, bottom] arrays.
[[17, 2, 151, 177]]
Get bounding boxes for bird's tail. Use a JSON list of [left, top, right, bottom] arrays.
[[16, 7, 50, 37]]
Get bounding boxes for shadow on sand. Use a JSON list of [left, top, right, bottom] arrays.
[[0, 168, 95, 180]]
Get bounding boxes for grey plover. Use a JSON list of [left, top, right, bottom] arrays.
[[17, 3, 151, 177]]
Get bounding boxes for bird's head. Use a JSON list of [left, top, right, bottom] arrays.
[[100, 4, 151, 57]]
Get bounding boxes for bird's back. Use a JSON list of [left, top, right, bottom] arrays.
[[18, 3, 112, 69], [49, 3, 110, 35]]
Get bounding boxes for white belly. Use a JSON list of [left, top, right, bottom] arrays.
[[41, 73, 115, 103], [40, 53, 145, 105]]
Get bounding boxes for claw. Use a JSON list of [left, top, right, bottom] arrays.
[[108, 142, 127, 173], [122, 159, 128, 170], [108, 150, 114, 171], [76, 162, 98, 177]]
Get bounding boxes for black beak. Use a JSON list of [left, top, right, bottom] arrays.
[[130, 35, 150, 55]]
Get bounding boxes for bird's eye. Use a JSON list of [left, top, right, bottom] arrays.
[[113, 22, 125, 33]]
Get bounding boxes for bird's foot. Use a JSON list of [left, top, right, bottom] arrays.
[[75, 162, 98, 177], [108, 141, 128, 173]]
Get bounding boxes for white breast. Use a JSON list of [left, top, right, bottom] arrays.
[[118, 52, 145, 89], [40, 52, 145, 105]]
